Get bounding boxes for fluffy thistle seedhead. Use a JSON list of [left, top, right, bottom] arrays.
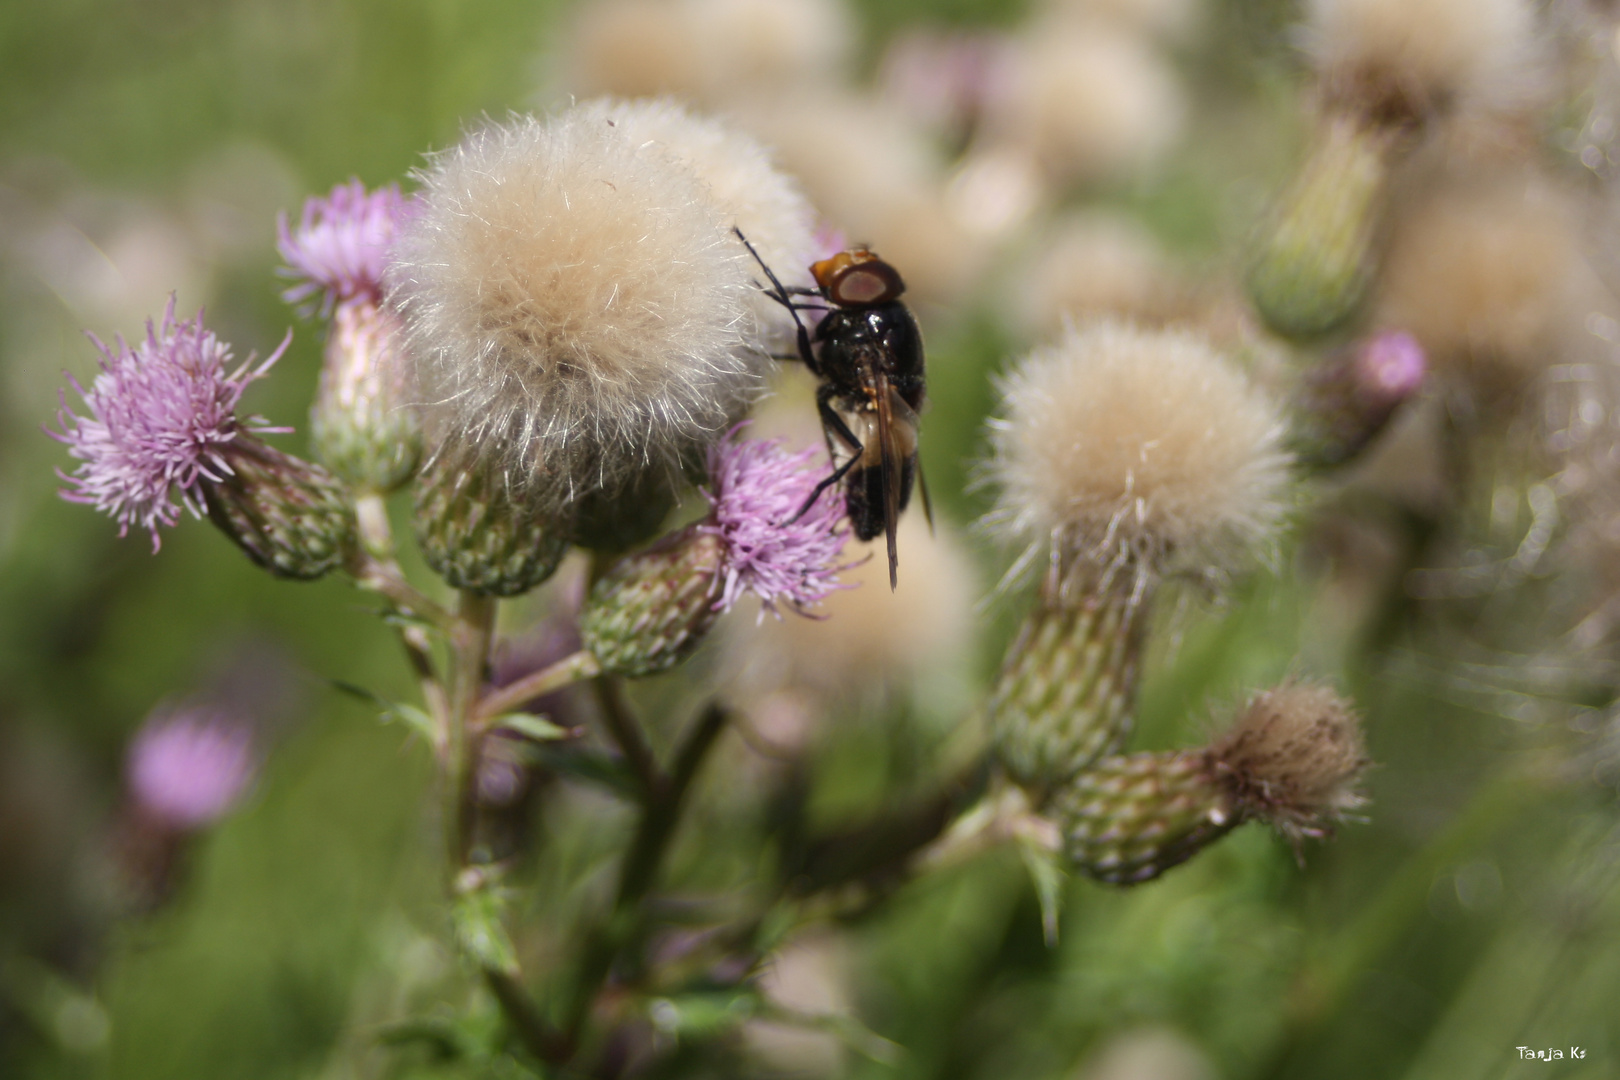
[[49, 298, 289, 550], [592, 98, 819, 346], [983, 320, 1292, 586], [390, 101, 770, 519], [1210, 682, 1369, 842], [1302, 0, 1541, 123], [277, 179, 412, 314], [1376, 175, 1582, 391]]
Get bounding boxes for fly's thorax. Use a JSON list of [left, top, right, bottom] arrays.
[[813, 303, 926, 387]]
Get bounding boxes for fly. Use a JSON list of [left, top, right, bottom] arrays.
[[736, 228, 930, 589]]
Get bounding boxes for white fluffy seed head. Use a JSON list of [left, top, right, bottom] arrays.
[[596, 98, 819, 346], [1302, 0, 1542, 119], [559, 0, 853, 107], [983, 20, 1185, 186], [985, 320, 1292, 580], [390, 101, 767, 513], [1005, 211, 1187, 339], [1376, 172, 1584, 389]]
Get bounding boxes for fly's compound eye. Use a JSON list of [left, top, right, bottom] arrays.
[[811, 249, 906, 306]]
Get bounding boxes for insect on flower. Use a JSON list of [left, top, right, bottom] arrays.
[[736, 228, 930, 589]]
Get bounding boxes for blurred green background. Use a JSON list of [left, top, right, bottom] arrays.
[[2, 1, 1618, 1078]]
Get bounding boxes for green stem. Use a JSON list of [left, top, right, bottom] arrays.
[[475, 650, 601, 722], [563, 702, 729, 1053], [592, 676, 665, 800], [447, 590, 496, 869], [349, 492, 447, 727]]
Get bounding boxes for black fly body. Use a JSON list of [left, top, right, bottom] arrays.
[[736, 228, 929, 589]]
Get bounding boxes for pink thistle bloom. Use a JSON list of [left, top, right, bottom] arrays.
[[700, 427, 854, 617], [1353, 330, 1426, 406], [127, 708, 257, 830], [276, 178, 412, 313], [48, 297, 290, 551]]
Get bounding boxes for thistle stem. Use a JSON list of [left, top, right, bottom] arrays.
[[474, 650, 601, 722], [592, 676, 665, 800], [349, 492, 448, 726], [563, 702, 729, 1054]]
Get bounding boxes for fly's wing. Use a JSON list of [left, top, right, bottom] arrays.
[[873, 376, 906, 590], [887, 389, 932, 534]]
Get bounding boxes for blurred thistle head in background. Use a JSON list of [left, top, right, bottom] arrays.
[[389, 99, 798, 519], [126, 706, 257, 832], [1302, 0, 1543, 124], [984, 320, 1292, 592], [48, 297, 290, 550]]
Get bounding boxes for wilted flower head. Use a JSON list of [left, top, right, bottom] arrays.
[[700, 428, 852, 616], [49, 298, 289, 550], [277, 179, 412, 313], [390, 100, 772, 516], [127, 707, 257, 830], [1211, 681, 1369, 842], [984, 320, 1291, 584]]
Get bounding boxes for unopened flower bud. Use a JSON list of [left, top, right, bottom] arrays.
[[413, 453, 569, 597], [990, 568, 1144, 795], [1247, 116, 1399, 341], [309, 300, 420, 491], [582, 528, 728, 677], [1292, 330, 1426, 466], [1053, 682, 1367, 883], [201, 436, 357, 580]]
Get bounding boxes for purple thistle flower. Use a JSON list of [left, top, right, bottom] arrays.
[[48, 298, 290, 551], [1353, 330, 1426, 407], [700, 427, 853, 617], [127, 707, 257, 830], [277, 178, 412, 313]]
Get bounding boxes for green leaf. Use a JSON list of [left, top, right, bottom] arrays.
[[489, 712, 572, 743], [1019, 837, 1067, 947], [330, 680, 437, 743], [452, 889, 519, 977], [647, 993, 756, 1038], [535, 746, 639, 799]]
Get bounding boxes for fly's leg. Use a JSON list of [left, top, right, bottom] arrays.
[[791, 387, 865, 523], [735, 227, 822, 376]]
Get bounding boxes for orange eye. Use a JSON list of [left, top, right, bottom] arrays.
[[811, 249, 906, 306]]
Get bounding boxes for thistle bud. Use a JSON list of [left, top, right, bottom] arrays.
[[1053, 682, 1368, 884], [201, 437, 357, 580], [308, 300, 420, 491], [990, 568, 1143, 794], [581, 430, 851, 678], [413, 453, 569, 597], [1052, 749, 1233, 884], [1292, 330, 1426, 467], [279, 180, 421, 493], [581, 528, 728, 677], [1246, 116, 1398, 342]]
